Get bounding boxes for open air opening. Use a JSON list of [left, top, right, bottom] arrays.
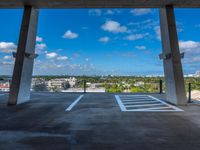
[[1, 8, 199, 103], [31, 8, 164, 94], [0, 8, 166, 94]]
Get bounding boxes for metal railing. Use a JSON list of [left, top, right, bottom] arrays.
[[75, 79, 164, 94], [186, 82, 200, 103], [188, 83, 192, 103]]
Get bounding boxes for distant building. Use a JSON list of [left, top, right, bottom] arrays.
[[0, 80, 10, 92], [31, 78, 47, 91], [134, 81, 144, 87], [90, 83, 103, 89], [195, 71, 200, 77], [184, 71, 200, 77], [46, 77, 77, 91], [66, 77, 77, 87], [31, 77, 77, 92]]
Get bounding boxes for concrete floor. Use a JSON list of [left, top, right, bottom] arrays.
[[0, 92, 200, 150]]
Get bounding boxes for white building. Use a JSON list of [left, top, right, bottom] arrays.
[[46, 77, 77, 91], [195, 71, 200, 77], [0, 81, 10, 92]]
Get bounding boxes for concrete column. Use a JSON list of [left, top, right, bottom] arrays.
[[159, 5, 187, 105], [8, 6, 39, 105]]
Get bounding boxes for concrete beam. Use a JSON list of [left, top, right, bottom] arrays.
[[0, 0, 199, 8], [159, 5, 187, 105], [8, 6, 38, 105]]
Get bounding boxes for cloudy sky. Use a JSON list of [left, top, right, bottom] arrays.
[[0, 8, 200, 76]]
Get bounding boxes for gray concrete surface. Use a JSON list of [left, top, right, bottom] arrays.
[[0, 92, 200, 150], [8, 6, 38, 105], [0, 0, 200, 8], [160, 5, 187, 105]]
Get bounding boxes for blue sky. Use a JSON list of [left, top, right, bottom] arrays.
[[0, 8, 200, 76]]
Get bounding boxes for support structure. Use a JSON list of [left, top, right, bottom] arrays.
[[159, 5, 187, 105], [8, 6, 39, 105]]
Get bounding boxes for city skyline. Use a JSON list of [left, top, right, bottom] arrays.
[[0, 8, 200, 75]]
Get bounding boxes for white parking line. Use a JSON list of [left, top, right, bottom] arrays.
[[120, 95, 147, 97], [148, 95, 183, 111], [144, 107, 172, 110], [65, 95, 84, 111], [115, 95, 183, 112], [125, 103, 165, 108], [123, 101, 159, 105], [115, 95, 126, 111], [122, 99, 155, 102]]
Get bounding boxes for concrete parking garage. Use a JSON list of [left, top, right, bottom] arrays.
[[0, 92, 200, 150]]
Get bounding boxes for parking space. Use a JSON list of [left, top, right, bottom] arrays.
[[115, 95, 183, 112], [28, 92, 83, 109]]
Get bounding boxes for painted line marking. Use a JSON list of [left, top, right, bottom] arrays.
[[123, 98, 152, 101], [119, 95, 148, 97], [125, 109, 181, 112], [65, 95, 84, 111], [125, 103, 165, 108], [115, 95, 183, 112], [144, 107, 173, 110], [115, 95, 126, 111], [147, 95, 183, 111], [123, 101, 159, 105], [122, 99, 155, 102]]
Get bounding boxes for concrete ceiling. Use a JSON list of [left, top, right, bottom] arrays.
[[0, 0, 199, 8]]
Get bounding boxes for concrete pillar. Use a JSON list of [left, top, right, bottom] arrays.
[[159, 5, 187, 105], [8, 6, 39, 105]]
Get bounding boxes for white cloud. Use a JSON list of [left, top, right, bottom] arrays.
[[35, 36, 46, 53], [36, 36, 43, 42], [57, 56, 68, 60], [89, 9, 102, 16], [136, 46, 146, 50], [101, 20, 128, 33], [178, 40, 200, 64], [46, 52, 58, 59], [99, 37, 110, 43], [89, 9, 121, 16], [105, 10, 115, 15], [187, 57, 200, 63], [33, 60, 97, 76], [128, 19, 158, 31], [62, 30, 79, 39], [179, 41, 200, 51], [125, 33, 149, 41], [154, 26, 161, 40], [105, 9, 121, 15], [0, 61, 14, 66], [3, 55, 12, 60], [35, 43, 46, 52], [46, 52, 69, 61], [0, 42, 17, 53], [130, 9, 152, 16]]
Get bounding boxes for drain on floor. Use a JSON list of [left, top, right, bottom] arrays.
[[115, 95, 183, 112]]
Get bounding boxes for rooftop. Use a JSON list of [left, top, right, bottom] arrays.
[[0, 92, 200, 150]]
